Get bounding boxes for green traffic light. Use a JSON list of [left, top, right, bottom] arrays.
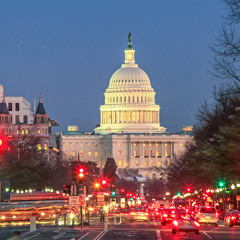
[[111, 191, 116, 196], [177, 192, 181, 196], [219, 182, 224, 187]]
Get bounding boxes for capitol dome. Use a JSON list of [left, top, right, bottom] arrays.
[[95, 33, 166, 135]]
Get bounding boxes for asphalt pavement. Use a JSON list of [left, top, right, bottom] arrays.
[[2, 221, 240, 240]]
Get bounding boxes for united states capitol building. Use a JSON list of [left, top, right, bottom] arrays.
[[60, 34, 192, 179]]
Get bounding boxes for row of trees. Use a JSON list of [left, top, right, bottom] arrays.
[[165, 0, 240, 193]]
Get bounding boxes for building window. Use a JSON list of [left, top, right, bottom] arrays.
[[80, 150, 84, 157], [26, 128, 29, 134], [145, 173, 148, 178], [156, 151, 159, 157], [150, 143, 152, 146], [151, 160, 154, 166], [88, 144, 91, 147], [15, 103, 20, 111], [8, 103, 12, 111], [143, 143, 146, 147], [152, 174, 156, 180], [80, 144, 83, 147], [21, 129, 25, 135], [95, 151, 98, 157], [37, 144, 41, 150], [165, 150, 168, 157], [66, 144, 69, 147], [167, 160, 170, 166], [180, 143, 183, 147], [44, 144, 47, 150], [143, 150, 146, 157], [95, 144, 98, 147], [180, 151, 183, 156], [165, 143, 168, 147], [23, 115, 28, 124], [158, 161, 161, 166], [134, 143, 136, 147], [145, 160, 148, 166], [88, 151, 92, 157], [156, 143, 159, 146], [15, 115, 20, 123], [150, 150, 152, 157], [136, 160, 139, 166], [118, 143, 121, 147], [73, 144, 75, 147], [118, 151, 122, 157], [66, 152, 69, 157], [119, 161, 122, 166], [72, 151, 76, 157], [45, 128, 48, 134], [38, 129, 40, 135], [134, 150, 137, 157]]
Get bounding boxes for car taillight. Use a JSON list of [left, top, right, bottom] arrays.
[[216, 213, 218, 217], [173, 220, 178, 226], [171, 214, 176, 218], [194, 221, 200, 227], [164, 214, 168, 217], [198, 212, 200, 215]]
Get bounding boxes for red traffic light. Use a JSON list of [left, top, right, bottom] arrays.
[[187, 188, 191, 192], [121, 188, 125, 193], [78, 167, 85, 178], [101, 179, 107, 185]]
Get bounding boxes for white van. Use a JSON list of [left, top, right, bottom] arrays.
[[197, 206, 218, 225]]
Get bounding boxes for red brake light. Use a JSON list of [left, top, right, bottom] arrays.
[[173, 220, 178, 226], [164, 214, 168, 217]]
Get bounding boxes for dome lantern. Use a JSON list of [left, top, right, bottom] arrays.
[[123, 32, 136, 67]]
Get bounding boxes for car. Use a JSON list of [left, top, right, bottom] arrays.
[[154, 208, 164, 220], [197, 206, 218, 225], [160, 208, 177, 225], [122, 208, 150, 223], [172, 213, 200, 235], [224, 210, 240, 227]]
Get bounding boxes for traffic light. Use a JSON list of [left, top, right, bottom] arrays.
[[120, 188, 125, 195], [78, 167, 85, 183], [95, 183, 100, 188], [63, 184, 71, 195], [111, 191, 116, 196], [101, 179, 107, 185], [77, 184, 84, 194]]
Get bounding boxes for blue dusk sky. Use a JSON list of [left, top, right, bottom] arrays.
[[0, 0, 225, 133]]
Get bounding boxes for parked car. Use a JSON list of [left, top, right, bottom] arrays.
[[224, 210, 240, 227]]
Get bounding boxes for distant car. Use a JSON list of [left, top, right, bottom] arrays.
[[160, 208, 177, 225], [172, 213, 200, 235], [197, 206, 218, 226], [154, 208, 164, 220], [224, 210, 240, 227], [122, 208, 150, 223]]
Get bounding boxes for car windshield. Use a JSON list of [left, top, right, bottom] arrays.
[[177, 214, 195, 220], [200, 207, 216, 213]]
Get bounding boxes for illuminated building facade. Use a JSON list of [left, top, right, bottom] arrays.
[[60, 35, 192, 179]]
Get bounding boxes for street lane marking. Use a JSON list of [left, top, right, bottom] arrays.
[[24, 233, 40, 240], [156, 230, 162, 240], [53, 232, 66, 239], [78, 232, 89, 240], [97, 231, 107, 240], [93, 231, 105, 240], [203, 232, 212, 239]]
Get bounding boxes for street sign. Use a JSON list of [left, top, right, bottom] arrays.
[[79, 198, 85, 206], [69, 196, 79, 207], [70, 206, 78, 215]]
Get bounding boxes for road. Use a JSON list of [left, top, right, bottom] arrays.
[[3, 221, 240, 240]]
